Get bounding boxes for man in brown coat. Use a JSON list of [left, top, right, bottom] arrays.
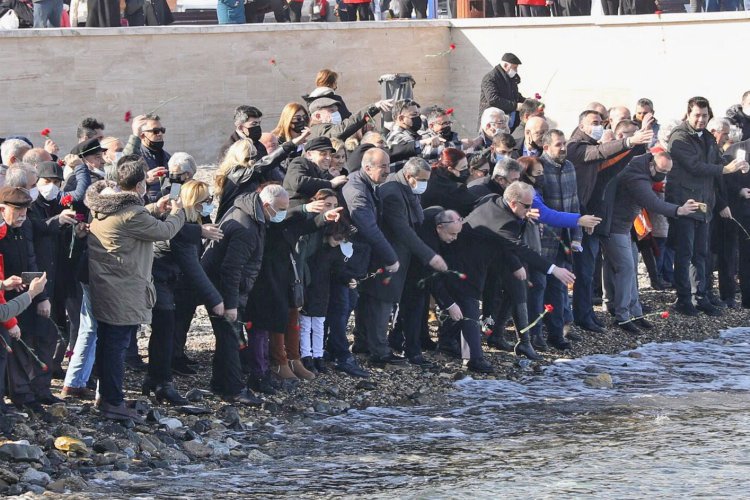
[[85, 155, 185, 421]]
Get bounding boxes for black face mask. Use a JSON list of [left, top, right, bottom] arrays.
[[408, 117, 423, 134], [452, 169, 469, 183], [651, 170, 666, 182], [533, 173, 545, 186], [439, 127, 453, 140], [147, 140, 164, 151], [291, 121, 307, 134], [246, 125, 262, 142]]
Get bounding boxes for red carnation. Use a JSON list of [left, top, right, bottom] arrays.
[[270, 58, 276, 65], [445, 108, 454, 115], [458, 273, 467, 280], [544, 304, 554, 312], [40, 128, 51, 137], [382, 277, 392, 286], [65, 349, 74, 358], [655, 10, 663, 14], [376, 268, 385, 274], [484, 328, 493, 336], [41, 363, 49, 373], [60, 194, 73, 207], [660, 311, 670, 319], [155, 171, 166, 177], [534, 93, 542, 100], [124, 111, 132, 122], [245, 321, 253, 330], [57, 159, 65, 167], [449, 43, 456, 50]]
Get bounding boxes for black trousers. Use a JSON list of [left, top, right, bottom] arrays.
[[711, 216, 739, 301], [7, 310, 56, 403], [396, 0, 428, 17], [601, 0, 619, 13], [488, 0, 516, 15], [738, 215, 750, 307], [519, 5, 550, 15], [173, 283, 198, 362], [390, 283, 429, 358], [289, 1, 303, 21], [148, 309, 175, 384], [341, 3, 373, 20], [440, 296, 483, 360], [559, 0, 591, 15], [209, 315, 244, 397], [355, 294, 392, 358]]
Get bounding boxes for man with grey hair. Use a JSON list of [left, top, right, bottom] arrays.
[[22, 148, 53, 167], [468, 157, 523, 198], [474, 107, 511, 150], [465, 180, 575, 361], [386, 99, 443, 171], [5, 164, 39, 192], [1, 139, 32, 187], [372, 157, 447, 365], [344, 148, 402, 365], [167, 152, 197, 179], [521, 116, 549, 157], [420, 107, 463, 159], [201, 184, 288, 406]]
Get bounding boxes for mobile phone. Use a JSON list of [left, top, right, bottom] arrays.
[[737, 150, 746, 162], [21, 272, 44, 284], [697, 202, 707, 213], [169, 183, 182, 200]]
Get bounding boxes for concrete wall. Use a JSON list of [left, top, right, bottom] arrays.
[[1, 12, 749, 164]]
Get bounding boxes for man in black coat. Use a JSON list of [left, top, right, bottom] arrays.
[[367, 159, 447, 365], [342, 148, 402, 364], [218, 105, 268, 162], [283, 137, 348, 207], [724, 138, 750, 308], [201, 187, 281, 405], [0, 187, 54, 411], [478, 53, 525, 130], [464, 182, 576, 359], [666, 97, 747, 316], [467, 157, 522, 199]]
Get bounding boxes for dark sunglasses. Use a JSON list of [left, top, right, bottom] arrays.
[[518, 201, 532, 209], [144, 127, 166, 134]]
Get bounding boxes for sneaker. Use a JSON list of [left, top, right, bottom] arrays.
[[247, 374, 276, 395], [615, 320, 641, 334], [60, 386, 95, 400]]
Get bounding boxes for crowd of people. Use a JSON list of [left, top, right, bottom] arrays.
[[2, 0, 748, 29], [0, 63, 748, 422]]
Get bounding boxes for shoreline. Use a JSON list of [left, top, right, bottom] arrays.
[[0, 285, 747, 495]]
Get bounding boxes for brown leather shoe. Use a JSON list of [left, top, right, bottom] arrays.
[[60, 386, 95, 400], [271, 363, 298, 380], [288, 359, 316, 381]]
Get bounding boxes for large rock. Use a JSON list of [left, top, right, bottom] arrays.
[[246, 450, 273, 463], [158, 418, 183, 430], [157, 447, 190, 464], [182, 440, 212, 459], [0, 468, 19, 484], [584, 373, 614, 389], [206, 440, 230, 457], [20, 468, 51, 487], [93, 438, 118, 454], [46, 476, 88, 494], [0, 443, 45, 462]]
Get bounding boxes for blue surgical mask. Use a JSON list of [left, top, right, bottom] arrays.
[[589, 125, 604, 141], [412, 180, 428, 195], [270, 210, 287, 223], [494, 153, 506, 163], [330, 111, 343, 125], [200, 203, 214, 217], [340, 241, 353, 259]]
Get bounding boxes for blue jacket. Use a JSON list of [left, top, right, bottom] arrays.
[[533, 191, 579, 229]]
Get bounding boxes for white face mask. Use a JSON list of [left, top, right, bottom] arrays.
[[29, 187, 39, 201], [742, 105, 750, 116], [589, 125, 604, 141], [412, 180, 428, 195], [330, 111, 343, 125], [340, 241, 353, 259], [38, 183, 60, 201], [507, 68, 517, 78], [113, 151, 124, 164]]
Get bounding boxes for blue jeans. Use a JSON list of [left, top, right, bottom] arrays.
[[543, 250, 568, 342], [705, 0, 739, 10], [63, 284, 97, 389], [96, 322, 137, 406], [33, 0, 63, 27], [216, 0, 246, 23], [325, 283, 358, 362], [572, 232, 600, 325], [654, 237, 674, 284]]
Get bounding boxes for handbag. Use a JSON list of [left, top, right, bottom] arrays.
[[289, 253, 304, 309]]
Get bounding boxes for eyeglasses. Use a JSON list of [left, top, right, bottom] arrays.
[[518, 201, 532, 209], [144, 128, 166, 134], [489, 121, 507, 127]]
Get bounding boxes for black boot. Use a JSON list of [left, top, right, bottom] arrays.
[[154, 382, 189, 406], [514, 332, 543, 360], [247, 373, 277, 395], [486, 331, 515, 351], [141, 376, 157, 396], [301, 356, 317, 374], [531, 331, 548, 352], [313, 358, 329, 374]]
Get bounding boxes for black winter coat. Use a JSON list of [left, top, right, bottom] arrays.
[[346, 143, 416, 174], [0, 221, 46, 303], [27, 196, 70, 296], [610, 153, 680, 234], [153, 222, 222, 311], [420, 168, 478, 217], [727, 104, 750, 142], [666, 121, 725, 222], [467, 176, 504, 199], [216, 143, 294, 222], [301, 242, 345, 317], [361, 171, 435, 302], [464, 195, 553, 274], [724, 139, 750, 218], [245, 206, 328, 332], [283, 156, 335, 207], [478, 64, 524, 121], [202, 192, 266, 311]]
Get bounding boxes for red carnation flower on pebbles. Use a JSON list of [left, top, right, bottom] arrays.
[[449, 43, 456, 50], [446, 108, 454, 115], [544, 304, 554, 312], [124, 111, 132, 122], [660, 311, 670, 319], [40, 128, 51, 137]]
